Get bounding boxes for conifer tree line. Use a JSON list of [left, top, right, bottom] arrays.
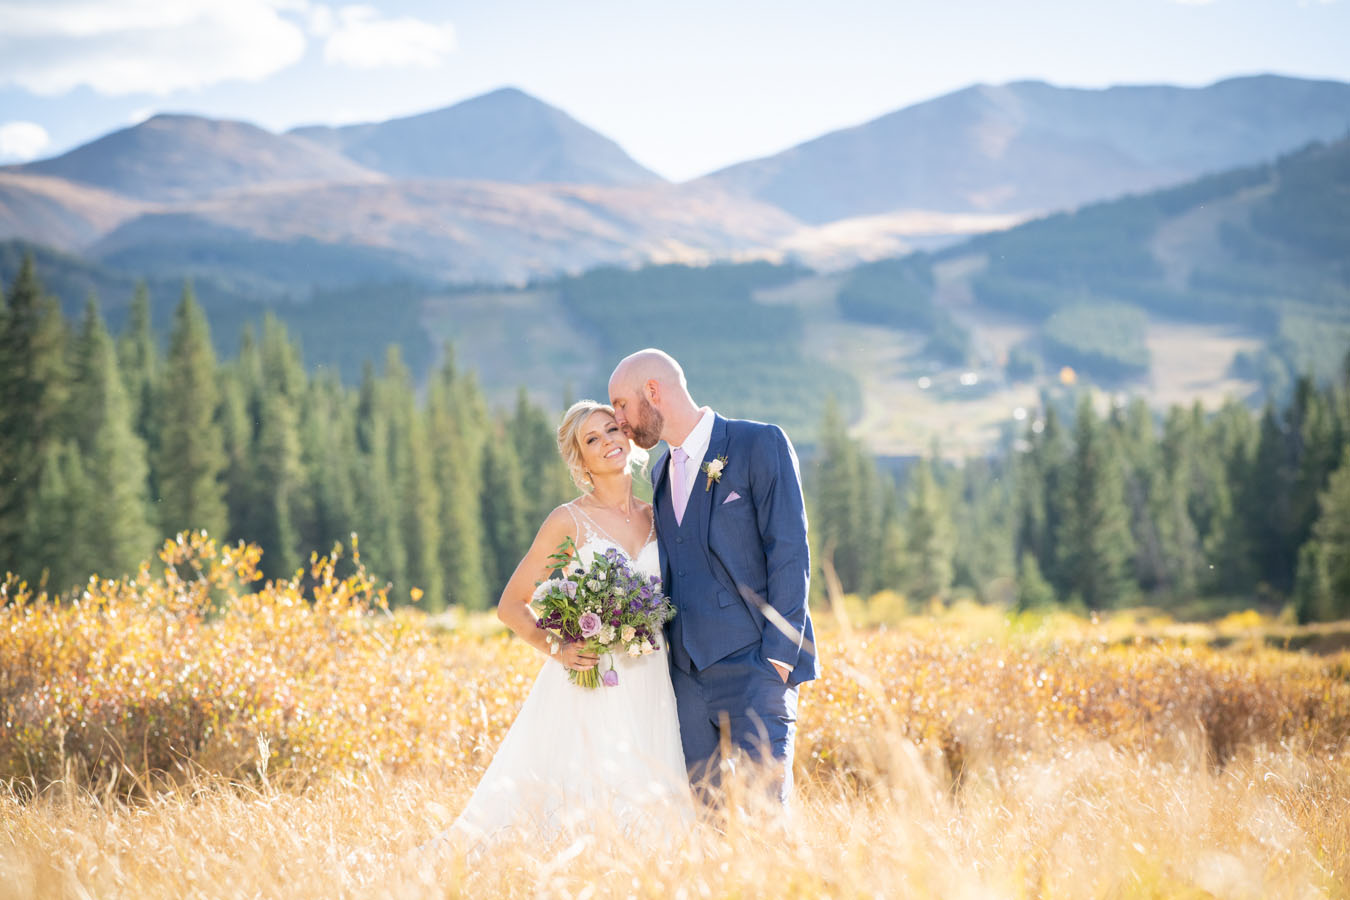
[[0, 258, 572, 609], [5, 256, 1350, 621], [808, 368, 1350, 622]]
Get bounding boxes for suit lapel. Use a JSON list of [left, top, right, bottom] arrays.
[[696, 415, 731, 545], [651, 446, 671, 512], [650, 446, 673, 587]]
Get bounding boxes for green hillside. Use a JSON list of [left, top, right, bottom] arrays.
[[947, 136, 1350, 390]]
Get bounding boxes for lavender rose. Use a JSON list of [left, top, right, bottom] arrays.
[[578, 611, 602, 638]]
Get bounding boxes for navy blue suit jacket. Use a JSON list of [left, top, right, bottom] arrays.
[[652, 414, 819, 686]]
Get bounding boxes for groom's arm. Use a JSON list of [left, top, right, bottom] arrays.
[[746, 424, 811, 675]]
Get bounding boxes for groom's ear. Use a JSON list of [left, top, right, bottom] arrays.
[[643, 379, 660, 402]]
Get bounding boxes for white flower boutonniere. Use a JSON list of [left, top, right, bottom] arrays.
[[702, 455, 727, 492]]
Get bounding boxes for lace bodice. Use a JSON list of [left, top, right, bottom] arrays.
[[564, 501, 660, 580]]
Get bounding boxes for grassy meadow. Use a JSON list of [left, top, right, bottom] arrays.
[[3, 534, 1349, 899]]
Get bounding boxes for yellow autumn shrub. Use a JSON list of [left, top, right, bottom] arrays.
[[3, 533, 1348, 797]]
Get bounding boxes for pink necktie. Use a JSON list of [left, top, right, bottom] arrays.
[[671, 447, 689, 525]]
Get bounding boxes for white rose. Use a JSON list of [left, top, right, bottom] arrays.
[[627, 644, 642, 657], [600, 625, 617, 644], [621, 626, 636, 643], [641, 640, 655, 655], [707, 458, 725, 476]]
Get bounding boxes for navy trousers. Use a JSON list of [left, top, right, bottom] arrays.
[[669, 644, 798, 805]]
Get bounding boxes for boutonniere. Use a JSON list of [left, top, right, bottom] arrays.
[[702, 455, 727, 491]]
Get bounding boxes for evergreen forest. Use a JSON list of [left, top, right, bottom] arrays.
[[3, 255, 1350, 622]]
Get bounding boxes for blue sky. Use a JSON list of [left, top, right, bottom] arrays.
[[2, 0, 1348, 181]]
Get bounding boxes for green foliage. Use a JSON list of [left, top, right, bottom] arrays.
[[1042, 302, 1150, 382], [1015, 551, 1056, 611], [155, 285, 229, 540], [559, 261, 859, 435], [900, 458, 956, 604], [1055, 396, 1136, 609], [0, 256, 71, 577], [835, 255, 936, 329], [68, 300, 156, 579], [1295, 443, 1350, 622], [808, 397, 884, 596]]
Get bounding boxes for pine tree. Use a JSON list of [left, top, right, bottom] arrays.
[[250, 316, 310, 578], [155, 284, 228, 539], [901, 456, 955, 605], [811, 396, 879, 595], [354, 361, 404, 591], [1014, 405, 1072, 589], [479, 432, 529, 595], [1113, 398, 1169, 593], [875, 476, 907, 594], [1201, 398, 1258, 595], [1155, 405, 1203, 597], [509, 387, 571, 528], [1014, 550, 1056, 611], [68, 299, 155, 579], [300, 371, 359, 561], [0, 256, 70, 578], [383, 346, 441, 608], [952, 457, 1017, 602], [428, 348, 490, 609], [27, 440, 84, 591], [1055, 395, 1135, 608], [1294, 444, 1350, 622], [116, 283, 158, 454]]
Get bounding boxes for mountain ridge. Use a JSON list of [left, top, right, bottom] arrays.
[[11, 114, 383, 202], [698, 74, 1350, 223], [288, 87, 664, 186]]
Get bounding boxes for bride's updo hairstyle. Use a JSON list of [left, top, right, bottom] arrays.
[[557, 399, 649, 492]]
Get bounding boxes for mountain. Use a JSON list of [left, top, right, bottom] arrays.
[[289, 87, 663, 186], [82, 179, 798, 291], [8, 135, 1347, 455], [0, 172, 144, 248], [700, 75, 1350, 224], [11, 114, 382, 202]]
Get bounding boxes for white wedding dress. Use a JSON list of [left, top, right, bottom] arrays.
[[444, 502, 694, 847]]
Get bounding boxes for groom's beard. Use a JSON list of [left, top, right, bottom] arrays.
[[625, 396, 664, 450]]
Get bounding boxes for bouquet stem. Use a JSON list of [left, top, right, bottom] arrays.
[[570, 666, 602, 689]]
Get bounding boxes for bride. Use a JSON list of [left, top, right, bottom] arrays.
[[443, 399, 694, 847]]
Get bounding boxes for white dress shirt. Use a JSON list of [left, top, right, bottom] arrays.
[[668, 407, 792, 678], [667, 406, 715, 510]]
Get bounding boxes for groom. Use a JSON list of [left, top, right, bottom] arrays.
[[609, 349, 818, 804]]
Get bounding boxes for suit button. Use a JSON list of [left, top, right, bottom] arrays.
[[676, 536, 683, 544], [678, 571, 685, 577]]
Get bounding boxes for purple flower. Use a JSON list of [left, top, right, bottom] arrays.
[[578, 611, 602, 638], [601, 669, 619, 687], [561, 581, 578, 599]]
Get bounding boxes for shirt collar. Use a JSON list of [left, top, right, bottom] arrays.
[[672, 407, 715, 465]]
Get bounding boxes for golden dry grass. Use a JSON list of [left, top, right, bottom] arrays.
[[3, 535, 1349, 898]]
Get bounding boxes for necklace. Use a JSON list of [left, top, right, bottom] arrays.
[[589, 493, 634, 523]]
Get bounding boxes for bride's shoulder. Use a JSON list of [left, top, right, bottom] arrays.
[[536, 503, 580, 540]]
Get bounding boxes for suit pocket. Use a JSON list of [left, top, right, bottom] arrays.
[[717, 589, 736, 608]]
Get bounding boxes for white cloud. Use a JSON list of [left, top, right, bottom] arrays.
[[0, 121, 52, 162], [323, 5, 456, 70], [0, 1, 307, 96]]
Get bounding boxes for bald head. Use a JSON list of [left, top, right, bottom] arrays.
[[607, 348, 702, 449], [611, 348, 686, 394]]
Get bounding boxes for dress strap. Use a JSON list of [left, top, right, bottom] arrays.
[[564, 500, 602, 550]]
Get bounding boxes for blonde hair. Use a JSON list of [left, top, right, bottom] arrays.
[[557, 400, 649, 492]]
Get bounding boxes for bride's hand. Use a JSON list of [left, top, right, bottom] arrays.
[[556, 641, 599, 671]]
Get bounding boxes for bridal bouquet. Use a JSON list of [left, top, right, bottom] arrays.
[[532, 537, 675, 689]]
